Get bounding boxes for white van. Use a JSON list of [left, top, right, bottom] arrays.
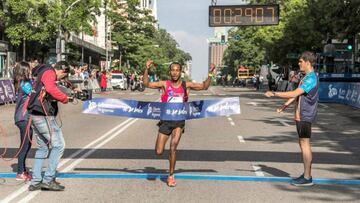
[[111, 73, 127, 90]]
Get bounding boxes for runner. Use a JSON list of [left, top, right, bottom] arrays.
[[143, 60, 215, 187]]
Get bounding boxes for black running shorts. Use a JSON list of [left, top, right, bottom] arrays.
[[296, 121, 312, 138], [157, 120, 185, 136]]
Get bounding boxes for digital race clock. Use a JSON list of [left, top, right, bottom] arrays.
[[209, 4, 279, 27]]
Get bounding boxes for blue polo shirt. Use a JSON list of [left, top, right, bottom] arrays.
[[296, 71, 319, 123]]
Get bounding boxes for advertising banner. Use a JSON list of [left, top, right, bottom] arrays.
[[83, 97, 241, 120]]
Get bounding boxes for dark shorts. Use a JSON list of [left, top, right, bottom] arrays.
[[157, 120, 185, 136], [296, 121, 312, 138]]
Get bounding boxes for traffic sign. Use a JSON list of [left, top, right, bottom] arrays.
[[286, 53, 300, 59]]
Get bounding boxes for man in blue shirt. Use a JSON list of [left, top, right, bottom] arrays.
[[265, 51, 319, 186]]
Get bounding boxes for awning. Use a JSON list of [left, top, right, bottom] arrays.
[[69, 34, 113, 56]]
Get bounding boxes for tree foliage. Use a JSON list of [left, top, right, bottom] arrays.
[[109, 0, 191, 77], [223, 0, 360, 76], [0, 0, 101, 46], [1, 0, 192, 78]]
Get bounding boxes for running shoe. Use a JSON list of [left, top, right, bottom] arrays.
[[16, 172, 32, 181], [290, 175, 314, 186]]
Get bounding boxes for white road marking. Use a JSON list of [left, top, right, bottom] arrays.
[[20, 119, 138, 203], [209, 88, 216, 95], [1, 119, 135, 203], [252, 164, 265, 176], [58, 119, 133, 169], [17, 192, 38, 203], [237, 136, 245, 143], [62, 119, 138, 172], [230, 122, 235, 126], [246, 102, 258, 106], [319, 103, 329, 108], [145, 93, 154, 95], [0, 186, 28, 203], [203, 93, 211, 96], [218, 94, 226, 96], [227, 117, 233, 121], [343, 129, 360, 135], [271, 118, 291, 127]]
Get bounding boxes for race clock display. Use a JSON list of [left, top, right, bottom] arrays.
[[209, 4, 279, 27]]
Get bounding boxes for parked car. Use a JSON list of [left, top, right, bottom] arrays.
[[111, 73, 127, 90]]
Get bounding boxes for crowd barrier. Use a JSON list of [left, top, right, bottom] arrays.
[[0, 78, 16, 105], [69, 77, 114, 93], [319, 82, 360, 109]]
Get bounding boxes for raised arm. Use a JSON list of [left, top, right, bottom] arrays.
[[143, 60, 165, 89], [187, 63, 216, 91]]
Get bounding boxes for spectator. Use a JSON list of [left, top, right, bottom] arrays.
[[100, 71, 107, 92], [13, 62, 33, 181]]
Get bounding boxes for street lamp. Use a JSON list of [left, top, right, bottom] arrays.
[[56, 0, 82, 62], [107, 20, 123, 70]]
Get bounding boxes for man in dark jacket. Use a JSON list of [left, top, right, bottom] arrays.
[[28, 62, 70, 191]]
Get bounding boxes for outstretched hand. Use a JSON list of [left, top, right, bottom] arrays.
[[146, 60, 153, 70], [264, 91, 274, 98], [276, 105, 286, 113]]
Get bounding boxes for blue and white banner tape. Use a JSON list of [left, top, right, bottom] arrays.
[[82, 97, 240, 120]]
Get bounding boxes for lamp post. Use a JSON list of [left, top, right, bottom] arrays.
[[107, 20, 123, 70], [56, 0, 82, 62], [104, 0, 108, 70]]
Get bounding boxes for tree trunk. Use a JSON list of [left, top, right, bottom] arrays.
[[22, 38, 26, 61]]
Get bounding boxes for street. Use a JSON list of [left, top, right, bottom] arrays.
[[0, 87, 359, 202]]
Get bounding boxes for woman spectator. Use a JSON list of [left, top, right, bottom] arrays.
[[100, 70, 107, 92], [13, 62, 33, 181], [287, 71, 299, 91]]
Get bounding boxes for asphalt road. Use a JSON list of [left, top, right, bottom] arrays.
[[0, 87, 359, 203]]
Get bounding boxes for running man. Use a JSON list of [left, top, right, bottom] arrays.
[[143, 60, 215, 187], [265, 51, 319, 186]]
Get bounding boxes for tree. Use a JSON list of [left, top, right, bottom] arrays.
[[109, 0, 191, 78], [1, 1, 54, 46], [224, 0, 360, 74], [109, 0, 157, 68], [0, 0, 101, 60]]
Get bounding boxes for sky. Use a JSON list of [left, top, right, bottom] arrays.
[[157, 0, 247, 82]]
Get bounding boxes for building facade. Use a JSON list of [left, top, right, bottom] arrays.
[[208, 27, 228, 68]]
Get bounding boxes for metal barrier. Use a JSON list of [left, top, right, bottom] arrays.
[[69, 76, 102, 93], [0, 78, 16, 105], [319, 82, 360, 109]]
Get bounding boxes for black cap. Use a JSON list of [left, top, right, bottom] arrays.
[[54, 61, 70, 73]]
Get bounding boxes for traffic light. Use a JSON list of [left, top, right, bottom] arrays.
[[347, 38, 354, 51], [221, 35, 225, 44]]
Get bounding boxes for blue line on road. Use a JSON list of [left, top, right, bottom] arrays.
[[1, 173, 359, 185]]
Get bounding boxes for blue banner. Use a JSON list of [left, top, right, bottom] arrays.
[[319, 82, 360, 108], [319, 73, 360, 79], [83, 97, 241, 120], [0, 79, 16, 104]]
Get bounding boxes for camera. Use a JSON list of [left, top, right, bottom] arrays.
[[57, 80, 92, 101], [73, 89, 92, 101]]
